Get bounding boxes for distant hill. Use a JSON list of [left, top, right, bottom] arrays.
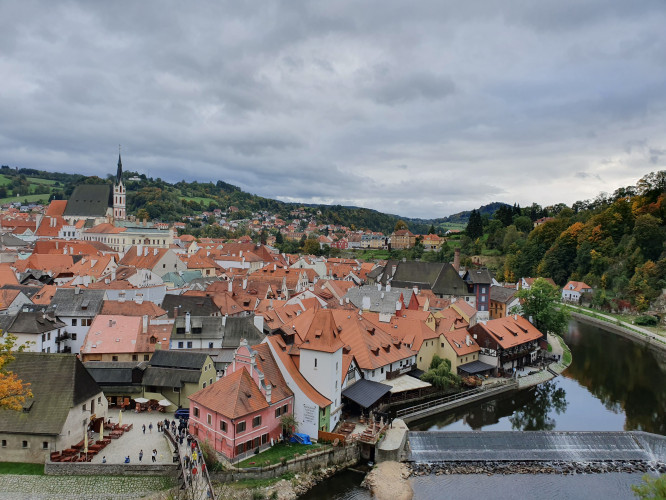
[[429, 202, 511, 226]]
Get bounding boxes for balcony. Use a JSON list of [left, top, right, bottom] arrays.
[[385, 363, 414, 380], [55, 332, 70, 343]]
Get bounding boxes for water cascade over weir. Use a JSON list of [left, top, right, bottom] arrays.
[[407, 431, 666, 463]]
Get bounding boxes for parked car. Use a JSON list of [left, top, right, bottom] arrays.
[[174, 408, 190, 420]]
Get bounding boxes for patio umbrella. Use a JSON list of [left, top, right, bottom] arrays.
[[134, 397, 149, 404], [158, 399, 173, 407], [84, 431, 88, 454], [99, 424, 104, 441], [118, 410, 122, 426]]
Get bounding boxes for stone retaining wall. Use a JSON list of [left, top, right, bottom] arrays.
[[210, 443, 359, 482], [44, 462, 178, 477]]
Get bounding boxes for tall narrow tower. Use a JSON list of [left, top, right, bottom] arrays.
[[113, 150, 126, 221]]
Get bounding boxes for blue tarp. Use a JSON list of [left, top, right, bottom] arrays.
[[290, 433, 312, 445]]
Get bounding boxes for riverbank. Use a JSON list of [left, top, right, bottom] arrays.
[[362, 461, 412, 500], [566, 307, 666, 354]]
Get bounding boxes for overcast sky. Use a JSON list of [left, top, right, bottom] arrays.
[[1, 1, 664, 218]]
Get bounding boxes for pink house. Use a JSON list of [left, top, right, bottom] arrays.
[[189, 341, 294, 460]]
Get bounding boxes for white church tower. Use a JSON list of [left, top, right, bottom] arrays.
[[113, 150, 126, 221]]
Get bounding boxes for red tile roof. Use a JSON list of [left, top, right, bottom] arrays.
[[190, 366, 269, 419]]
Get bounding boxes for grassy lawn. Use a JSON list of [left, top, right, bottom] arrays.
[[352, 249, 391, 260], [0, 193, 51, 205], [563, 305, 665, 339], [236, 442, 322, 468], [557, 335, 572, 365], [27, 177, 57, 185], [224, 472, 296, 489], [0, 462, 44, 475], [180, 196, 217, 205], [0, 174, 13, 186]]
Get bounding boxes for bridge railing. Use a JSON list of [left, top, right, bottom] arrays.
[[395, 380, 517, 419]]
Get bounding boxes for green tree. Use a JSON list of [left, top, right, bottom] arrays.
[[302, 237, 320, 255], [136, 208, 150, 221], [632, 474, 666, 499], [279, 414, 298, 438], [466, 209, 483, 239], [275, 231, 284, 245], [633, 214, 665, 262], [515, 278, 569, 337], [428, 224, 436, 234], [420, 355, 461, 390]]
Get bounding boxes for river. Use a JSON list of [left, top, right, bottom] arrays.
[[300, 319, 666, 499]]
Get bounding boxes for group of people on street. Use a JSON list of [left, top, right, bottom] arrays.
[[137, 449, 159, 462]]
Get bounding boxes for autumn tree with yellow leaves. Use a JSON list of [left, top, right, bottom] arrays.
[[0, 334, 33, 411]]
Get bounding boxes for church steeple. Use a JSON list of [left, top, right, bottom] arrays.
[[113, 147, 126, 221], [116, 149, 123, 184]]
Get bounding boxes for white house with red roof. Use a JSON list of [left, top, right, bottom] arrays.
[[562, 281, 593, 303]]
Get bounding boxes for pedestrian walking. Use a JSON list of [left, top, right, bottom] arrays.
[[142, 424, 146, 434], [185, 455, 190, 468], [149, 422, 153, 433], [192, 450, 198, 463], [139, 449, 143, 462], [152, 449, 157, 463]]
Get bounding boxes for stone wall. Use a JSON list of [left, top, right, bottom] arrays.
[[210, 443, 359, 482], [44, 462, 178, 477]]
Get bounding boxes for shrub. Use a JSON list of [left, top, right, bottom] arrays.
[[635, 315, 658, 326]]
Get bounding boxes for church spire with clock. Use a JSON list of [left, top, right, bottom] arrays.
[[113, 150, 126, 220]]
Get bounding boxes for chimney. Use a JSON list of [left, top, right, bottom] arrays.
[[227, 279, 233, 293], [274, 264, 277, 271], [142, 315, 148, 334], [74, 287, 80, 295], [185, 312, 191, 333], [111, 269, 116, 281], [135, 295, 144, 305], [454, 248, 461, 272], [144, 247, 148, 256], [143, 218, 147, 227], [154, 248, 158, 256], [242, 278, 247, 290], [386, 283, 391, 292], [108, 319, 113, 327], [173, 307, 179, 318], [265, 384, 272, 404], [137, 244, 143, 256], [223, 314, 228, 326]]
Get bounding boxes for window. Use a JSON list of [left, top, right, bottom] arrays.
[[178, 342, 184, 348], [209, 342, 214, 349], [314, 358, 317, 368], [71, 333, 77, 340], [1, 440, 6, 447], [203, 382, 206, 389], [253, 437, 261, 448], [47, 332, 51, 341], [98, 397, 101, 404], [112, 356, 118, 361], [275, 407, 282, 418], [207, 414, 212, 425], [173, 387, 180, 393], [336, 361, 338, 371], [481, 287, 486, 293], [236, 421, 246, 433], [72, 319, 78, 326], [282, 404, 288, 415], [43, 442, 49, 449], [187, 342, 192, 348], [82, 319, 92, 326], [220, 421, 227, 432], [132, 355, 138, 361], [193, 407, 200, 418], [209, 378, 213, 385], [236, 443, 244, 455], [262, 433, 268, 445], [144, 355, 149, 361], [252, 415, 262, 428], [82, 404, 86, 412], [22, 441, 28, 448]]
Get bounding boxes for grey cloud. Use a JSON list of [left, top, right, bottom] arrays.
[[0, 1, 665, 218]]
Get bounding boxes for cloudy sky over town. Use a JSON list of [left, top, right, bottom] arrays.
[[1, 1, 664, 218]]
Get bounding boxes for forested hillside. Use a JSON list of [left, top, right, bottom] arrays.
[[461, 171, 666, 312]]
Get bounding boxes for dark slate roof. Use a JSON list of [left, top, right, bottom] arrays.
[[221, 316, 265, 348], [83, 362, 144, 385], [490, 285, 517, 303], [0, 233, 29, 247], [142, 366, 202, 387], [464, 269, 494, 285], [0, 314, 15, 333], [341, 379, 392, 408], [4, 311, 65, 334], [0, 353, 102, 435], [385, 261, 472, 297], [63, 184, 112, 217], [431, 264, 472, 297], [1, 285, 42, 299], [148, 350, 209, 370], [458, 360, 495, 374], [163, 294, 219, 317], [48, 288, 106, 317]]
